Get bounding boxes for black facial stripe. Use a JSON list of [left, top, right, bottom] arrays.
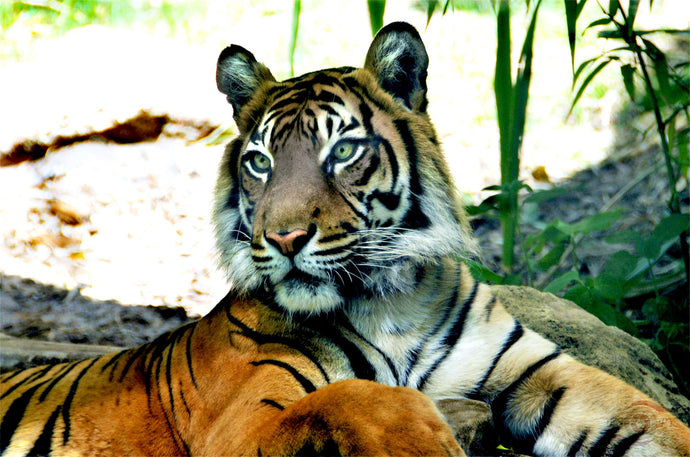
[[318, 232, 352, 243], [367, 190, 400, 211], [394, 119, 429, 229], [353, 153, 380, 187], [313, 241, 358, 257]]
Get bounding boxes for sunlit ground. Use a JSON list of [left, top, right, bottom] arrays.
[[0, 0, 687, 315]]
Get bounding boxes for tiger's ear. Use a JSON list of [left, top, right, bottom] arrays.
[[216, 45, 276, 120], [364, 22, 429, 112]]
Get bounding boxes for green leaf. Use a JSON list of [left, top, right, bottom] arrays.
[[544, 269, 581, 294], [620, 63, 636, 102], [368, 0, 386, 36], [608, 0, 619, 16], [635, 213, 689, 259], [593, 272, 627, 302], [536, 241, 567, 271], [511, 0, 542, 165], [465, 260, 504, 284], [564, 0, 579, 71], [572, 56, 600, 87], [289, 0, 301, 77], [568, 209, 625, 236], [584, 17, 614, 33], [602, 250, 639, 280], [425, 0, 437, 28], [642, 38, 672, 103], [605, 229, 640, 245], [569, 58, 615, 115], [627, 0, 640, 36], [442, 0, 452, 14], [523, 187, 570, 204]]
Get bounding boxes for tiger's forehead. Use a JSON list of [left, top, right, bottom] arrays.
[[250, 69, 369, 151]]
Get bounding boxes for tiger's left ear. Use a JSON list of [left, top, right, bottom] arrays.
[[364, 22, 429, 112]]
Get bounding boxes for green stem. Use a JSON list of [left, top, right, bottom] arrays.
[[633, 35, 690, 284]]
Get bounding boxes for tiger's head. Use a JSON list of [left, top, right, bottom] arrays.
[[214, 22, 475, 315]]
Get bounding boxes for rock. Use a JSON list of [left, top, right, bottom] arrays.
[[436, 398, 497, 456], [494, 285, 690, 425]]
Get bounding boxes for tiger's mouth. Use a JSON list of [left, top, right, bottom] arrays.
[[282, 268, 324, 287]]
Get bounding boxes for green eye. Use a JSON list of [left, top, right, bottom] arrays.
[[333, 141, 356, 161], [247, 152, 271, 173]]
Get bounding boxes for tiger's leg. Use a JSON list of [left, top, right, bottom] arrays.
[[481, 324, 690, 456], [251, 379, 464, 457]]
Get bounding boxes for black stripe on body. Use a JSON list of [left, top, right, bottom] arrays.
[[0, 384, 41, 452], [517, 386, 567, 455], [588, 425, 621, 457], [0, 369, 27, 384], [417, 281, 478, 391], [467, 320, 524, 400], [491, 350, 562, 447], [567, 430, 588, 457], [61, 358, 99, 445], [315, 326, 376, 381], [100, 350, 129, 381], [39, 361, 81, 402], [28, 405, 61, 456], [223, 304, 330, 384], [250, 359, 316, 393], [142, 327, 191, 456], [184, 325, 198, 389], [261, 399, 286, 410], [1, 364, 54, 400], [610, 430, 644, 457], [339, 318, 399, 384], [402, 267, 459, 385]]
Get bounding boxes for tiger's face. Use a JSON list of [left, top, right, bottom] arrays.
[[214, 23, 475, 314]]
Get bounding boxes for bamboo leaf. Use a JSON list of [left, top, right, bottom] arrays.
[[608, 0, 619, 16], [289, 0, 301, 77], [426, 0, 437, 28], [368, 0, 386, 36], [511, 0, 542, 170], [442, 0, 452, 14], [568, 58, 614, 115], [573, 55, 603, 87], [564, 0, 578, 71], [494, 0, 516, 268], [642, 37, 672, 103], [584, 17, 613, 33], [627, 0, 640, 36], [620, 63, 636, 102]]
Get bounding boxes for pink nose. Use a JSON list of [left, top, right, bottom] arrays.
[[265, 229, 310, 257]]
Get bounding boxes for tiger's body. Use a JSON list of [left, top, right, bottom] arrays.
[[2, 21, 689, 457]]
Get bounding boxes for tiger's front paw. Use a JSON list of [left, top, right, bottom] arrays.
[[261, 379, 464, 456]]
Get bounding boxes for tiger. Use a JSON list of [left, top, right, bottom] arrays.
[[1, 21, 689, 457]]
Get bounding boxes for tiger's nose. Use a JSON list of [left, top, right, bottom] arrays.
[[265, 229, 310, 258]]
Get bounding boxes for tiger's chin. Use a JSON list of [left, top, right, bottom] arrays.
[[273, 276, 344, 315]]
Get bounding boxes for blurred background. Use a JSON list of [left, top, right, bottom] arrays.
[[0, 0, 688, 388]]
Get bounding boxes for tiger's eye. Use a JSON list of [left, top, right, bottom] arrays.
[[250, 152, 271, 172], [333, 142, 355, 161]]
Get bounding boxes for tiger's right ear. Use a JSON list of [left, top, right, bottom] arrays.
[[216, 45, 276, 120]]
